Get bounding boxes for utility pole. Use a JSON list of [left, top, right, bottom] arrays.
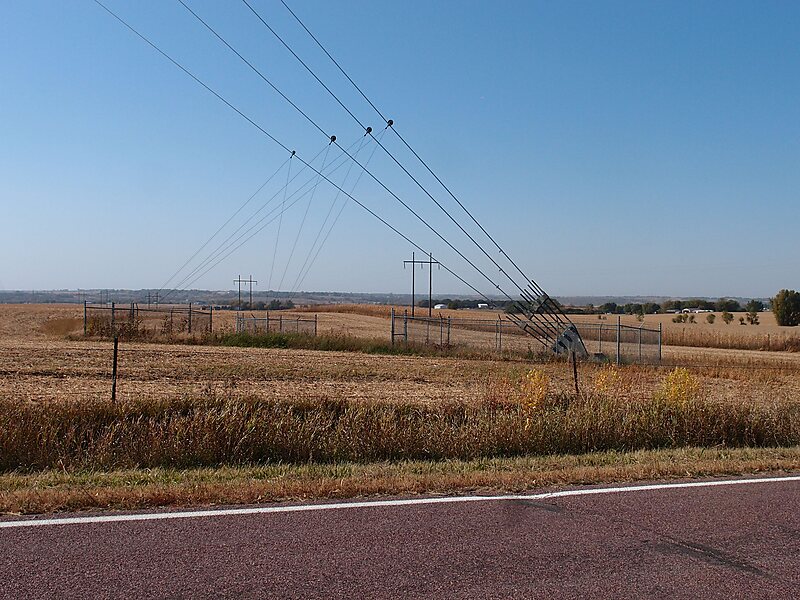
[[146, 291, 159, 306], [404, 252, 439, 317], [233, 275, 257, 310]]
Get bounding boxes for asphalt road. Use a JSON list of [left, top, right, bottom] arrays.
[[1, 477, 798, 599]]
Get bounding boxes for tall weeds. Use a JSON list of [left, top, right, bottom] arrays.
[[2, 391, 798, 472]]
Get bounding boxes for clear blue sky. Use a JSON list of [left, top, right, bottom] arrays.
[[1, 0, 798, 298]]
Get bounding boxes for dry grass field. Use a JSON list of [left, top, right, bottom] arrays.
[[1, 303, 799, 513], [298, 303, 800, 352]]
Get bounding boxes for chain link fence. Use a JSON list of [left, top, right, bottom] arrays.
[[235, 313, 318, 336], [390, 310, 661, 364], [83, 302, 212, 338]]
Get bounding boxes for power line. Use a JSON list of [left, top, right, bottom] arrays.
[[232, 0, 564, 332], [290, 130, 383, 296], [170, 141, 358, 295], [278, 141, 332, 293], [268, 151, 294, 290], [94, 0, 504, 308], [175, 2, 519, 307], [157, 155, 291, 293], [275, 0, 577, 334], [160, 140, 343, 302]]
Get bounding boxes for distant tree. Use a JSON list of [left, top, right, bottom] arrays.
[[772, 289, 800, 326], [622, 303, 643, 315], [688, 314, 696, 324], [746, 311, 760, 325], [706, 314, 716, 324], [642, 302, 661, 314], [716, 298, 742, 313], [739, 316, 746, 325], [599, 302, 619, 314], [267, 299, 294, 310], [721, 311, 734, 325], [745, 299, 765, 313]]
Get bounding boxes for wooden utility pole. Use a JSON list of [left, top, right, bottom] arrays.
[[233, 275, 257, 310], [404, 252, 440, 317]]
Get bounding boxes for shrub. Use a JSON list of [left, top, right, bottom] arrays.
[[706, 314, 716, 324], [721, 311, 734, 325], [773, 289, 800, 326], [521, 369, 549, 411], [656, 368, 699, 405]]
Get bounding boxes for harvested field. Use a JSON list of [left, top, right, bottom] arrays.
[[295, 303, 800, 352], [1, 303, 799, 513]]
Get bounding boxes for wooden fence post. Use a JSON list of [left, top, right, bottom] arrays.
[[83, 301, 87, 336]]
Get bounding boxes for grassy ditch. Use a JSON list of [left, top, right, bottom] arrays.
[[3, 447, 799, 514], [2, 391, 798, 472]]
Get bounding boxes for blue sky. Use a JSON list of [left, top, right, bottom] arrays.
[[1, 0, 798, 298]]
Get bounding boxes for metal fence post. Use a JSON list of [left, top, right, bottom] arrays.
[[598, 323, 602, 353], [658, 323, 662, 363], [638, 325, 643, 362], [314, 314, 318, 337], [188, 302, 192, 334], [447, 317, 451, 346], [209, 306, 213, 333], [111, 302, 116, 337], [403, 310, 408, 344], [616, 315, 621, 366], [83, 301, 87, 336], [391, 307, 395, 345], [498, 320, 503, 352], [111, 335, 119, 402]]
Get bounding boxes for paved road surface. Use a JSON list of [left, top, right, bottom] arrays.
[[1, 477, 798, 599]]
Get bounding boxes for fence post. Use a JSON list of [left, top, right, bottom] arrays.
[[83, 301, 87, 336], [598, 323, 602, 353], [209, 306, 213, 333], [638, 325, 643, 363], [111, 335, 119, 402], [403, 310, 408, 344], [658, 323, 662, 363], [279, 315, 283, 333], [111, 302, 116, 337], [498, 319, 502, 352], [616, 315, 621, 366], [447, 317, 451, 346], [440, 316, 444, 346], [188, 302, 192, 334], [314, 314, 318, 337], [391, 307, 395, 345]]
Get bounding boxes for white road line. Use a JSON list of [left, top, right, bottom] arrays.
[[1, 475, 798, 529]]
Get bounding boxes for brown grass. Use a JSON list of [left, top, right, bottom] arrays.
[[2, 380, 799, 471], [2, 447, 798, 514]]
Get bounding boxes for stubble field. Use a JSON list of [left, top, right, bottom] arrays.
[[1, 303, 799, 514]]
